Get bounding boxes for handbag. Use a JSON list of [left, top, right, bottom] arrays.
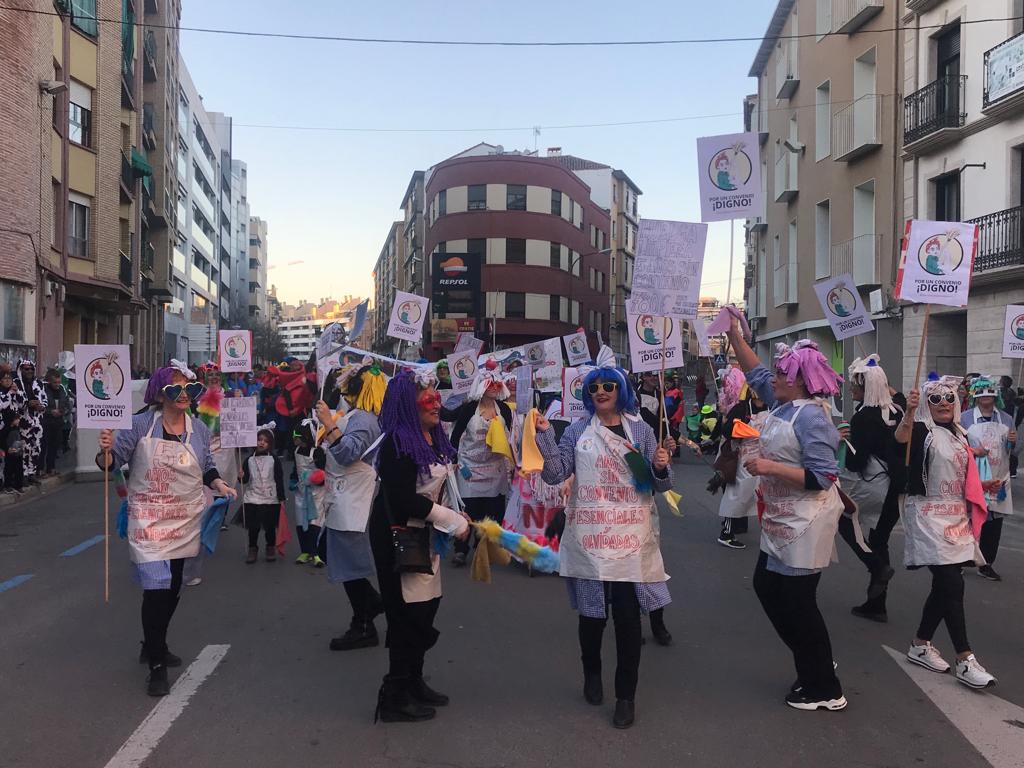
[[713, 439, 739, 485], [390, 524, 434, 574]]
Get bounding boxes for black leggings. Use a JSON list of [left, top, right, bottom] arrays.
[[752, 552, 841, 700], [295, 524, 326, 558], [246, 503, 278, 548], [979, 517, 1004, 566], [916, 564, 970, 654], [141, 558, 185, 669], [578, 582, 643, 701], [454, 495, 506, 555]]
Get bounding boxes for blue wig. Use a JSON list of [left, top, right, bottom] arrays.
[[581, 366, 638, 415]]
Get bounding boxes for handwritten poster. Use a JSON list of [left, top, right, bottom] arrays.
[[627, 219, 708, 319], [454, 333, 485, 356], [696, 131, 764, 223], [813, 273, 875, 341], [1003, 304, 1024, 359], [626, 309, 684, 373], [74, 344, 132, 428], [220, 396, 258, 449], [896, 219, 978, 308], [218, 330, 252, 373], [515, 365, 533, 413], [387, 290, 429, 342]]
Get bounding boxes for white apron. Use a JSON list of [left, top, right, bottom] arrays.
[[561, 416, 669, 583], [210, 435, 239, 494], [838, 455, 889, 526], [719, 410, 768, 519], [324, 411, 383, 533], [243, 454, 278, 505], [902, 427, 979, 567], [293, 452, 326, 528], [126, 414, 207, 564], [965, 409, 1014, 517], [401, 462, 450, 603], [456, 406, 509, 499], [757, 401, 843, 570]]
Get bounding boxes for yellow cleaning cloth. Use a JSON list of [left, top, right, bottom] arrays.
[[486, 415, 514, 461], [660, 489, 683, 517], [355, 370, 387, 416], [470, 525, 512, 583], [520, 408, 545, 474]]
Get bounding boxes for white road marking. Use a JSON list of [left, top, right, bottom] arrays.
[[883, 645, 1024, 768], [103, 644, 230, 768]]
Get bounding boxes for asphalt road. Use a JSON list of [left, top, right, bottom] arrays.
[[2, 454, 1024, 768]]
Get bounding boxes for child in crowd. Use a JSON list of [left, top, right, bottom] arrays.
[[241, 428, 286, 563], [292, 423, 326, 567]]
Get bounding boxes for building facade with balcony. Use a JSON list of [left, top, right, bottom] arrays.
[[371, 222, 407, 356], [247, 216, 269, 322], [229, 159, 251, 323], [400, 171, 426, 300], [422, 146, 611, 357], [901, 1, 1024, 383], [745, 0, 905, 398]]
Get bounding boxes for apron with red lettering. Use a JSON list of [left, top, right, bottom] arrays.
[[757, 401, 843, 569], [126, 414, 207, 565], [965, 409, 1014, 518], [561, 416, 669, 583], [902, 426, 979, 567]]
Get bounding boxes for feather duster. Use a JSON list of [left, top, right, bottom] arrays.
[[195, 385, 223, 434]]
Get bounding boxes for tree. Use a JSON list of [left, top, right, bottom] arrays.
[[229, 310, 285, 366]]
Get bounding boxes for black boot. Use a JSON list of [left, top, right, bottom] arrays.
[[374, 676, 436, 723], [583, 671, 603, 705], [851, 592, 888, 622], [365, 586, 384, 620], [139, 641, 182, 668], [146, 665, 170, 697], [330, 618, 379, 651], [650, 609, 673, 646], [613, 699, 635, 729], [409, 677, 449, 706]]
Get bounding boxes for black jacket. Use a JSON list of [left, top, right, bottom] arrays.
[[442, 399, 513, 449]]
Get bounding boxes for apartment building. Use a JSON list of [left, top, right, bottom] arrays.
[[400, 171, 426, 298], [1, 0, 153, 367], [901, 0, 1024, 383], [248, 216, 269, 321], [229, 159, 250, 322], [279, 295, 370, 359], [372, 222, 407, 355], [746, 0, 905, 396]]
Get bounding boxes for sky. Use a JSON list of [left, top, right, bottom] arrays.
[[180, 0, 772, 307]]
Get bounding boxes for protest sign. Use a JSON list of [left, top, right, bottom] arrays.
[[220, 396, 258, 449], [218, 330, 252, 373], [455, 333, 485, 355], [447, 349, 479, 395], [1003, 305, 1024, 359], [563, 331, 591, 366], [626, 310, 684, 373], [349, 299, 369, 341], [75, 344, 132, 429], [481, 337, 563, 392], [387, 291, 429, 342], [628, 219, 708, 319], [561, 367, 589, 419], [696, 131, 764, 223], [691, 317, 712, 357], [515, 365, 533, 413], [896, 219, 978, 308], [813, 273, 875, 341]]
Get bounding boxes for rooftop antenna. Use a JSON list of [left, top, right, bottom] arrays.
[[533, 125, 541, 153]]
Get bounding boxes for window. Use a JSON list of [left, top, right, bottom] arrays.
[[550, 294, 560, 321], [551, 189, 561, 216], [550, 242, 561, 268], [579, 206, 585, 230], [815, 0, 831, 39], [249, 282, 257, 293], [51, 182, 61, 247], [69, 81, 92, 147], [248, 258, 258, 269], [506, 238, 526, 264], [438, 189, 446, 217], [468, 184, 486, 210], [935, 172, 960, 221], [468, 238, 486, 261], [1, 283, 26, 341], [815, 200, 831, 279], [71, 0, 98, 37], [815, 81, 830, 160], [505, 292, 525, 318], [67, 197, 90, 259], [507, 184, 527, 211]]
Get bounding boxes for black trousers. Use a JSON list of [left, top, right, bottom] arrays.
[[979, 516, 1004, 566], [141, 558, 185, 669], [721, 517, 749, 537], [246, 503, 278, 548], [42, 422, 62, 472], [343, 577, 382, 622], [578, 582, 643, 701], [916, 565, 970, 654], [752, 552, 842, 700], [295, 523, 326, 558], [454, 495, 506, 555], [3, 451, 23, 490]]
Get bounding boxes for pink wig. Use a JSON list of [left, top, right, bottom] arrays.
[[774, 340, 842, 397]]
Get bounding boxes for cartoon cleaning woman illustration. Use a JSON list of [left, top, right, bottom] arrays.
[[828, 287, 852, 317], [713, 152, 737, 191], [399, 303, 412, 324], [226, 337, 243, 358], [922, 236, 944, 275], [1014, 317, 1024, 340], [88, 360, 111, 400], [640, 315, 662, 345]]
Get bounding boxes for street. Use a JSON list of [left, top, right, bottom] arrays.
[[3, 453, 1024, 768]]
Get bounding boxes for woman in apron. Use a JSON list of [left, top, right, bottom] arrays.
[[444, 362, 513, 567], [840, 355, 905, 622], [368, 368, 470, 723], [896, 375, 996, 689], [726, 317, 847, 712], [97, 360, 237, 697], [716, 384, 769, 549], [315, 363, 387, 652], [534, 347, 674, 730], [960, 377, 1016, 581]]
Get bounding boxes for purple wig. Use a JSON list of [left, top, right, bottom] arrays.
[[143, 367, 176, 405], [379, 369, 456, 475]]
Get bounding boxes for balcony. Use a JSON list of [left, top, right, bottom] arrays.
[[121, 60, 135, 111], [192, 178, 216, 226], [774, 40, 799, 99], [904, 75, 967, 152], [983, 32, 1024, 116], [191, 220, 214, 258], [119, 252, 133, 288], [143, 30, 157, 82], [968, 206, 1024, 273], [830, 233, 882, 286], [747, 216, 768, 233], [142, 103, 156, 150], [833, 94, 882, 162], [192, 143, 215, 186], [172, 246, 186, 275], [120, 151, 134, 201], [773, 261, 797, 306], [774, 150, 798, 202], [906, 0, 941, 11], [142, 241, 155, 272], [190, 263, 209, 293], [832, 0, 882, 34]]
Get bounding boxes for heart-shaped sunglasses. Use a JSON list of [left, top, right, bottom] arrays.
[[162, 382, 206, 402]]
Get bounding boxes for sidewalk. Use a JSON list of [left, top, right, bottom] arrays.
[[0, 441, 78, 510]]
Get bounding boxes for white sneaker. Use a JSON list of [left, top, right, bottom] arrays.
[[185, 577, 202, 587], [955, 655, 996, 689], [907, 643, 950, 673]]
